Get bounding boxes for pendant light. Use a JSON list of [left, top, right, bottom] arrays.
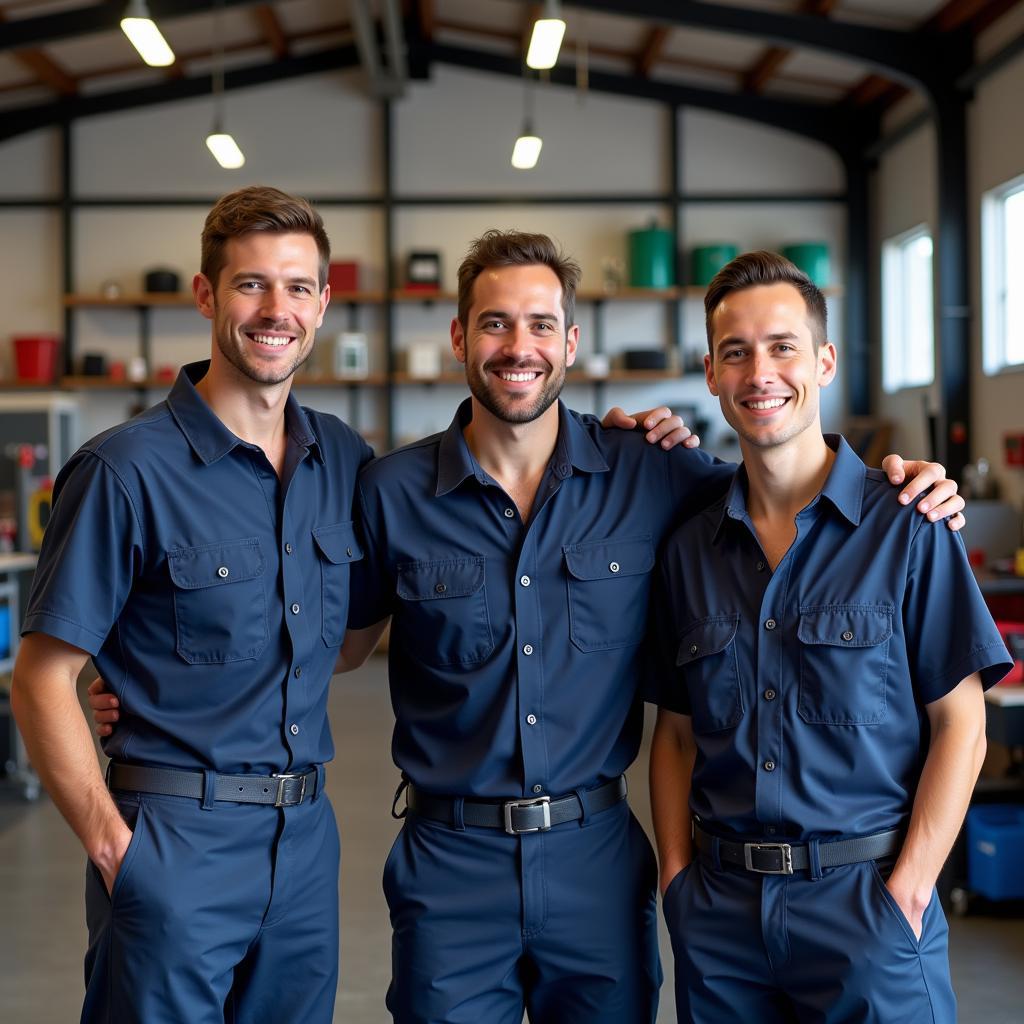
[[526, 0, 565, 71], [120, 0, 175, 67], [205, 0, 245, 169], [511, 75, 542, 170]]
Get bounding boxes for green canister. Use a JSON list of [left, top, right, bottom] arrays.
[[628, 224, 676, 288], [691, 244, 739, 286], [781, 243, 830, 286]]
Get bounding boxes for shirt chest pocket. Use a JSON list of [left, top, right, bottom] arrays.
[[797, 605, 893, 725], [677, 615, 744, 733], [563, 535, 655, 653], [395, 557, 494, 668], [313, 521, 364, 648], [167, 538, 267, 665]]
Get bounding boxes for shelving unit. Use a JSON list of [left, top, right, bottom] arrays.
[[1, 106, 848, 451]]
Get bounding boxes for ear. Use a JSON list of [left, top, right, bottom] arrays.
[[565, 323, 580, 368], [704, 352, 718, 396], [316, 284, 330, 329], [817, 341, 837, 388], [193, 273, 215, 321], [450, 317, 466, 363]]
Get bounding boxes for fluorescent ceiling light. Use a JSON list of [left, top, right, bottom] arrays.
[[120, 1, 175, 67], [206, 132, 246, 169], [511, 132, 542, 170], [526, 0, 565, 71]]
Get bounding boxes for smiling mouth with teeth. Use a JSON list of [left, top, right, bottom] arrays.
[[248, 332, 293, 348], [495, 369, 542, 382], [743, 397, 789, 410]]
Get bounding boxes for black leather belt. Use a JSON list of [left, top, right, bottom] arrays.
[[107, 762, 319, 807], [694, 821, 901, 876], [406, 776, 627, 835]]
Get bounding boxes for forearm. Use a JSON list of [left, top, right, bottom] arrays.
[[650, 711, 696, 891], [11, 654, 128, 872], [889, 697, 987, 913], [332, 618, 389, 674]]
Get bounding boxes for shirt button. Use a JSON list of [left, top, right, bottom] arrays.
[[294, 666, 302, 678], [690, 644, 699, 655], [291, 603, 301, 615], [290, 723, 300, 736], [532, 784, 543, 794], [765, 618, 777, 630], [284, 542, 293, 555], [842, 630, 854, 642], [609, 561, 620, 573], [764, 760, 775, 772], [764, 688, 776, 701], [217, 566, 229, 578], [504, 507, 515, 518], [435, 583, 447, 594], [520, 575, 531, 587], [523, 644, 534, 656], [346, 547, 353, 557], [526, 714, 538, 725], [756, 560, 766, 572]]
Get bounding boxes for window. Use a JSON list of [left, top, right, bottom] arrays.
[[882, 226, 934, 393], [982, 173, 1024, 374]]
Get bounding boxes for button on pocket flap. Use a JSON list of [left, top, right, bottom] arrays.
[[313, 521, 363, 565], [797, 605, 893, 648], [167, 538, 264, 590], [563, 536, 655, 581], [396, 557, 485, 601], [676, 615, 740, 666]]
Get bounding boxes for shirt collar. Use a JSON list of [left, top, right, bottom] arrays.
[[713, 432, 864, 542], [435, 398, 609, 497], [167, 360, 324, 466]]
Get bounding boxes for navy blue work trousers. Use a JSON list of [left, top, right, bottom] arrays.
[[663, 855, 956, 1023], [384, 799, 662, 1024], [82, 787, 340, 1024]]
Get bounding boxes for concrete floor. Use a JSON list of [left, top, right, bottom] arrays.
[[2, 656, 1023, 1023]]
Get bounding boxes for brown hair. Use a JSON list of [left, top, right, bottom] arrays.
[[704, 250, 827, 353], [200, 186, 331, 290], [457, 230, 581, 331]]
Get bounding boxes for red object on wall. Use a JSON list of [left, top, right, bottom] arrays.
[[328, 261, 359, 293], [12, 335, 60, 382], [995, 621, 1024, 685], [1004, 432, 1024, 467]]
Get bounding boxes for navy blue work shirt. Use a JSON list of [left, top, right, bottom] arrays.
[[350, 398, 731, 799], [649, 435, 1013, 840], [22, 361, 373, 774]]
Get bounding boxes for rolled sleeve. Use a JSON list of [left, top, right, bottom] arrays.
[[904, 520, 1014, 703], [21, 452, 144, 657]]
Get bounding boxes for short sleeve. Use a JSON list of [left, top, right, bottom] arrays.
[[21, 451, 145, 656], [346, 476, 395, 630], [903, 520, 1013, 703]]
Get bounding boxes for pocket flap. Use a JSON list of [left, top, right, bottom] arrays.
[[397, 557, 485, 601], [797, 605, 893, 648], [167, 537, 264, 590], [313, 521, 363, 565], [676, 614, 740, 666], [563, 535, 654, 582]]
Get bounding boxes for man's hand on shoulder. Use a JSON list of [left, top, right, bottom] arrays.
[[880, 455, 966, 531], [602, 406, 701, 451]]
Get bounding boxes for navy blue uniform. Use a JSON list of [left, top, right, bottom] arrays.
[[23, 362, 372, 1023], [351, 398, 730, 1023], [650, 435, 1012, 1024]]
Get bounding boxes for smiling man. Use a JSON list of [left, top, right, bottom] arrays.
[[347, 232, 966, 1024], [11, 187, 381, 1023], [649, 251, 1012, 1024]]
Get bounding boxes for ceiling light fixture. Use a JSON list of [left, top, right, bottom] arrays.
[[205, 0, 245, 169], [120, 0, 176, 68], [526, 0, 566, 71], [511, 77, 541, 170]]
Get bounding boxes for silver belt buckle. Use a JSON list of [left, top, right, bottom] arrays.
[[744, 841, 793, 875], [272, 772, 307, 807], [503, 795, 551, 834]]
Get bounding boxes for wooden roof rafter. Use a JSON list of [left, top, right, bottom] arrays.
[[743, 0, 839, 95]]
